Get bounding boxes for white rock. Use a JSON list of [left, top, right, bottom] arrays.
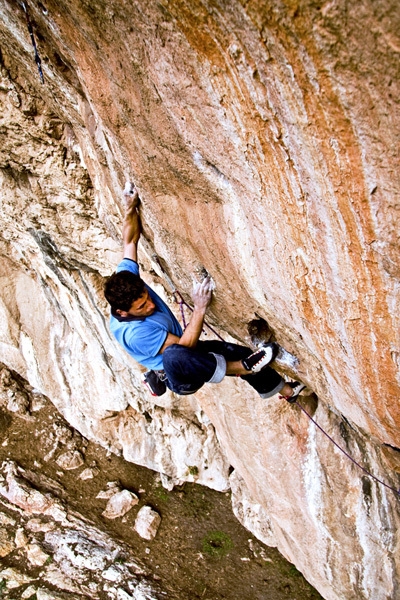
[[0, 512, 15, 526], [116, 588, 135, 599], [0, 528, 15, 557], [36, 588, 67, 600], [0, 470, 52, 514], [55, 450, 84, 470], [15, 527, 29, 547], [97, 488, 118, 500], [43, 564, 84, 594], [0, 567, 32, 588], [96, 481, 121, 499], [160, 473, 174, 491], [26, 543, 50, 566], [26, 518, 56, 533], [102, 565, 123, 582], [128, 580, 159, 599], [45, 505, 67, 522], [106, 480, 121, 488], [134, 506, 161, 540], [30, 394, 46, 411], [0, 465, 66, 521], [102, 490, 139, 519], [22, 586, 38, 598], [79, 467, 99, 480]]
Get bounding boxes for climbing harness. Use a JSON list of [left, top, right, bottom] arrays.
[[291, 398, 400, 498], [148, 246, 400, 498], [142, 369, 167, 397], [21, 1, 45, 84]]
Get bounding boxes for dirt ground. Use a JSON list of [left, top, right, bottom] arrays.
[[0, 370, 323, 600]]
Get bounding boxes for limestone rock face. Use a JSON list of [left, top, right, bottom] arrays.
[[0, 1, 399, 599]]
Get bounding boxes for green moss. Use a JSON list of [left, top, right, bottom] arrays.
[[202, 531, 233, 558], [153, 485, 170, 502]]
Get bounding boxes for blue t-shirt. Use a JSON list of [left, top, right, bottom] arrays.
[[110, 259, 183, 370]]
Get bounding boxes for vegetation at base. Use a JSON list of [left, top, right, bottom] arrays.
[[153, 485, 170, 502], [202, 530, 233, 558]]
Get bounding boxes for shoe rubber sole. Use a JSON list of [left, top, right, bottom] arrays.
[[242, 342, 279, 373], [280, 382, 306, 403]]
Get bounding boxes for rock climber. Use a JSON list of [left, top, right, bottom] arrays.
[[104, 184, 305, 400]]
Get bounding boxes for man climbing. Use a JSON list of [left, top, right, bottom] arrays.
[[104, 184, 305, 400]]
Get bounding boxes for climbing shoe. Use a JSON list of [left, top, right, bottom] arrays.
[[142, 370, 167, 397], [279, 381, 306, 403], [241, 342, 279, 373]]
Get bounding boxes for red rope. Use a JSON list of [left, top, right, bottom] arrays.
[[293, 399, 400, 498], [173, 290, 224, 341], [178, 297, 187, 329]]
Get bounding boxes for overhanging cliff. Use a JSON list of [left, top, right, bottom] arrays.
[[0, 1, 399, 599]]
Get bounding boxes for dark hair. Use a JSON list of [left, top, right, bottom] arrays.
[[104, 270, 145, 311]]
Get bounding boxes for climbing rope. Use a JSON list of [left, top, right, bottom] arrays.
[[173, 290, 224, 341], [21, 1, 45, 84], [175, 291, 188, 330], [292, 398, 400, 498]]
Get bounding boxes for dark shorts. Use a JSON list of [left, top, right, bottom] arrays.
[[162, 340, 284, 398]]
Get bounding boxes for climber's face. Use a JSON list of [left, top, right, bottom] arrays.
[[127, 289, 156, 317]]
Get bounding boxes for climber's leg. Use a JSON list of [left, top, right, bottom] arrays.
[[162, 341, 256, 395], [162, 343, 227, 395], [192, 341, 287, 398], [198, 341, 299, 399], [163, 340, 295, 399]]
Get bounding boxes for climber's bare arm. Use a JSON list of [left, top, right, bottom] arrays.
[[122, 186, 141, 262], [159, 333, 180, 353], [159, 279, 212, 352]]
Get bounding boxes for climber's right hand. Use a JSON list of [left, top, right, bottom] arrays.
[[123, 182, 140, 211], [191, 277, 213, 312]]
